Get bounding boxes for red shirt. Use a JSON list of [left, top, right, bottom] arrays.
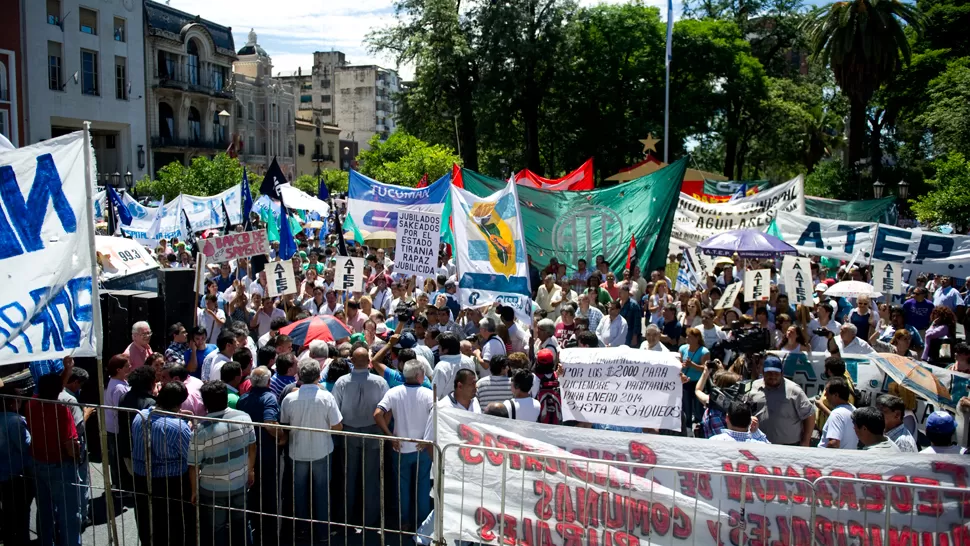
[[25, 399, 78, 464]]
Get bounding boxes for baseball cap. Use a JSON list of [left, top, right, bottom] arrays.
[[815, 282, 828, 292], [824, 278, 836, 287], [536, 348, 555, 366], [394, 332, 417, 349], [763, 355, 783, 373], [350, 333, 366, 344], [926, 411, 956, 435]]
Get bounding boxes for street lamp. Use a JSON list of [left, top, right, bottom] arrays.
[[898, 179, 910, 201], [873, 180, 886, 199]]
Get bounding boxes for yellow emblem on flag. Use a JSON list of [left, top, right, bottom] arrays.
[[468, 201, 516, 278]]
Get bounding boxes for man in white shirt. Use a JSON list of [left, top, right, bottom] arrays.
[[933, 276, 965, 311], [430, 333, 476, 400], [477, 318, 506, 371], [836, 323, 875, 354], [374, 360, 435, 531], [817, 377, 859, 449], [302, 286, 328, 315], [596, 300, 629, 347], [875, 394, 918, 452], [535, 275, 562, 321], [709, 404, 771, 443], [198, 295, 227, 344], [252, 298, 286, 339], [639, 324, 670, 352], [201, 332, 237, 382], [498, 306, 529, 354], [533, 319, 560, 360], [320, 290, 344, 317], [425, 369, 480, 441], [280, 359, 343, 537], [370, 275, 393, 317], [698, 309, 726, 349]]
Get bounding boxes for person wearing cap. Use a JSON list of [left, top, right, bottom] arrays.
[[743, 355, 815, 446], [441, 279, 461, 319], [921, 411, 966, 454], [874, 394, 918, 452], [851, 406, 900, 452]]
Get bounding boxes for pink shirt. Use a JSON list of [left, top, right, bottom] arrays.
[[345, 312, 367, 334], [180, 375, 206, 416], [124, 342, 153, 370]]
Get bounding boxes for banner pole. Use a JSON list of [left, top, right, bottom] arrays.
[[193, 253, 203, 327], [84, 121, 120, 546]]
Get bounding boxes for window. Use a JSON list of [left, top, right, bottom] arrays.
[[47, 0, 61, 25], [188, 107, 201, 143], [300, 95, 312, 103], [288, 142, 293, 157], [187, 40, 200, 86], [298, 144, 305, 156], [328, 142, 334, 158], [321, 94, 331, 104], [258, 104, 265, 122], [315, 127, 320, 137], [248, 102, 254, 120], [113, 17, 125, 42], [105, 135, 116, 149], [248, 136, 255, 154], [81, 50, 98, 95], [0, 62, 7, 101], [158, 102, 175, 139], [0, 110, 8, 141], [319, 79, 331, 89], [212, 67, 226, 92], [79, 7, 97, 35], [236, 103, 244, 119], [115, 57, 127, 100], [261, 142, 267, 156], [321, 108, 331, 117], [213, 112, 225, 143]]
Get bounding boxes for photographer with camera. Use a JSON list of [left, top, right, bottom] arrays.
[[695, 359, 742, 438], [743, 355, 815, 446]]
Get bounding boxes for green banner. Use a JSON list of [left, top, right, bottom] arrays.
[[457, 158, 688, 275], [804, 195, 898, 223]]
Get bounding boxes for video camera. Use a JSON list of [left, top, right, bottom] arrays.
[[709, 322, 772, 362], [707, 381, 757, 416], [395, 301, 417, 327]]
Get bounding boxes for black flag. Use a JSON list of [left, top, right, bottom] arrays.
[[221, 200, 234, 235], [333, 209, 349, 257], [259, 157, 288, 197]]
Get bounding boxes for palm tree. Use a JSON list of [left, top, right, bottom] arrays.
[[804, 0, 921, 175]]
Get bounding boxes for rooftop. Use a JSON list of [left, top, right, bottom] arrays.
[[145, 0, 236, 53]]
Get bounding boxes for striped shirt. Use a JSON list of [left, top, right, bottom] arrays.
[[189, 409, 256, 493], [269, 374, 296, 400], [131, 408, 192, 478], [476, 375, 513, 406]]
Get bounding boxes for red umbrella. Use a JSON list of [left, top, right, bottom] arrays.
[[278, 315, 352, 347]]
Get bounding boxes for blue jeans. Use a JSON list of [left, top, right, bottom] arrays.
[[293, 457, 331, 540], [199, 488, 251, 546], [34, 461, 83, 546], [395, 451, 431, 530]]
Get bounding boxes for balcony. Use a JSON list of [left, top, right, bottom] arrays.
[[312, 153, 334, 163], [151, 135, 228, 151], [240, 154, 267, 164], [154, 64, 232, 99]]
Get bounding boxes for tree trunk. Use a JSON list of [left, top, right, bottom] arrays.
[[847, 95, 867, 176], [868, 111, 884, 185], [458, 90, 479, 172], [723, 136, 737, 180]]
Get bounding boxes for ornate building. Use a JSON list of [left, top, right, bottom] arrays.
[[144, 0, 236, 176], [232, 30, 295, 178]]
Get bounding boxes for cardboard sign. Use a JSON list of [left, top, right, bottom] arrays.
[[715, 281, 743, 310], [200, 229, 270, 264], [694, 250, 713, 279], [873, 260, 903, 295], [394, 210, 441, 279], [782, 256, 815, 307], [664, 261, 680, 286], [337, 257, 366, 293], [267, 260, 297, 297], [559, 347, 683, 430], [744, 269, 770, 302]]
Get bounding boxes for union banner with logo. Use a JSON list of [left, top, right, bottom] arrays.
[[348, 170, 451, 233], [458, 158, 687, 275], [450, 179, 533, 324]]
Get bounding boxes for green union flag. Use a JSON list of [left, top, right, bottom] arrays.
[[456, 158, 687, 275]]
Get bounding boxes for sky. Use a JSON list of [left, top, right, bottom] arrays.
[[166, 0, 672, 81]]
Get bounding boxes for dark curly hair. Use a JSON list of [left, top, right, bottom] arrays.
[[930, 306, 957, 337]]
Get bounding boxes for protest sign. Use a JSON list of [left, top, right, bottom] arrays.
[[451, 179, 534, 325], [693, 249, 714, 279], [873, 260, 903, 295], [200, 230, 270, 264], [781, 256, 814, 306], [773, 212, 970, 276], [671, 175, 805, 248], [337, 257, 365, 293], [436, 406, 970, 546], [0, 131, 99, 361], [394, 209, 441, 279], [267, 260, 297, 297], [348, 170, 451, 233], [715, 281, 743, 309], [664, 261, 680, 286], [558, 347, 683, 430], [743, 269, 770, 302], [96, 236, 159, 287]]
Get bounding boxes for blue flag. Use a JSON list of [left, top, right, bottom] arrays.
[[318, 178, 330, 200], [107, 186, 132, 225], [241, 168, 254, 229], [278, 190, 296, 260]]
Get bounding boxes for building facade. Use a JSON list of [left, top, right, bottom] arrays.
[[334, 65, 399, 151], [23, 0, 148, 183], [294, 113, 340, 178], [278, 51, 346, 128], [0, 0, 25, 147], [232, 30, 295, 178], [144, 0, 235, 176]]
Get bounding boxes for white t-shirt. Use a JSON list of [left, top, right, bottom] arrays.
[[818, 404, 859, 450], [198, 308, 226, 344], [507, 323, 529, 354], [809, 318, 841, 353], [255, 308, 286, 338], [424, 394, 481, 441], [639, 341, 670, 352], [280, 385, 343, 461], [431, 354, 477, 400], [481, 337, 507, 363], [699, 324, 726, 349], [202, 351, 231, 382], [377, 385, 435, 454], [504, 397, 541, 422]]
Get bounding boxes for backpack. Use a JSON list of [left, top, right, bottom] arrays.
[[535, 372, 563, 425]]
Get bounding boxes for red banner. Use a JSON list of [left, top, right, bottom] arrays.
[[514, 158, 594, 191]]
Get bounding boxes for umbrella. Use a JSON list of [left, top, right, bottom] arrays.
[[278, 315, 353, 347], [697, 229, 797, 258], [304, 220, 324, 229], [364, 230, 397, 249], [824, 281, 881, 299], [870, 353, 953, 408], [343, 229, 370, 241]]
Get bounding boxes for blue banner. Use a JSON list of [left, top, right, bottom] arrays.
[[348, 171, 450, 232]]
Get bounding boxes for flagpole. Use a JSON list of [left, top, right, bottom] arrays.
[[664, 0, 673, 164]]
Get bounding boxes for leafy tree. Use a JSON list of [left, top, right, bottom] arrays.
[[803, 0, 922, 174], [910, 153, 970, 230], [136, 154, 243, 198], [805, 159, 856, 199], [357, 132, 459, 187], [917, 59, 970, 157], [291, 174, 319, 196], [321, 169, 349, 194]]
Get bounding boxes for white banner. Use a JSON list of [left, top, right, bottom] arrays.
[[337, 257, 365, 293], [277, 183, 330, 216], [743, 269, 770, 302], [199, 230, 270, 264], [715, 281, 743, 309], [671, 175, 805, 248], [267, 260, 297, 297], [451, 179, 534, 325], [559, 347, 683, 430], [394, 209, 441, 279], [873, 260, 903, 296], [773, 212, 970, 277], [781, 255, 814, 306], [121, 184, 244, 244], [436, 406, 970, 546], [0, 132, 99, 362], [96, 235, 159, 283]]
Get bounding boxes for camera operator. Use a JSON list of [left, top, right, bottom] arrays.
[[742, 355, 815, 446], [695, 360, 742, 438], [709, 402, 769, 443]]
